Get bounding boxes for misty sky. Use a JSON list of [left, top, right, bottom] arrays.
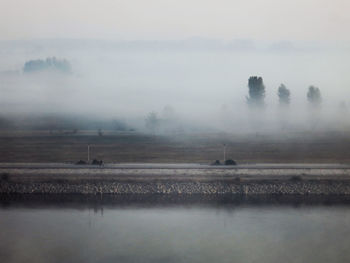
[[1, 0, 350, 132], [1, 0, 350, 41]]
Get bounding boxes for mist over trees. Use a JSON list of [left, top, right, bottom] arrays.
[[307, 86, 322, 107], [145, 112, 159, 134], [246, 76, 265, 108], [162, 105, 176, 120], [278, 84, 290, 106], [23, 57, 71, 74], [0, 42, 347, 135]]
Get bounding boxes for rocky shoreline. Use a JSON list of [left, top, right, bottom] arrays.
[[2, 164, 350, 195], [2, 180, 350, 195]]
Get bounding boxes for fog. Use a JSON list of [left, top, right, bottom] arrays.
[[1, 38, 350, 134]]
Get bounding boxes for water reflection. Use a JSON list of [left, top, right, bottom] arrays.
[[1, 194, 350, 263], [2, 194, 350, 211]]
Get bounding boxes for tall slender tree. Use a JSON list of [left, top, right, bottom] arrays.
[[307, 86, 322, 130], [307, 86, 321, 107], [145, 112, 159, 134], [278, 84, 290, 106], [246, 76, 265, 108]]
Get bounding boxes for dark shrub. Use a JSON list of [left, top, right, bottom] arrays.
[[53, 179, 68, 184], [224, 159, 237, 165], [92, 159, 103, 165], [76, 160, 87, 165], [1, 173, 9, 182], [212, 160, 221, 165], [290, 175, 302, 181]]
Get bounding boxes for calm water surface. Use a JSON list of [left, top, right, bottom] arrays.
[[1, 195, 350, 263]]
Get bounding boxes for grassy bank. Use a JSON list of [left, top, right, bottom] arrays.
[[0, 130, 350, 163]]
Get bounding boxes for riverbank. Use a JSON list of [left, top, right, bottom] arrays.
[[1, 163, 350, 195], [2, 193, 350, 208]]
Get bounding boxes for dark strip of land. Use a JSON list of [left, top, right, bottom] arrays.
[[1, 131, 350, 163]]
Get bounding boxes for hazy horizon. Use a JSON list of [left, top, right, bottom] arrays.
[[1, 0, 350, 133]]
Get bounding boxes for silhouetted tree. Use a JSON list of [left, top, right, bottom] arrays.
[[113, 119, 128, 131], [246, 76, 265, 108], [145, 112, 159, 134], [336, 101, 349, 130], [307, 86, 322, 130], [162, 105, 175, 120], [278, 84, 290, 105], [307, 86, 321, 107], [23, 57, 71, 74], [338, 101, 348, 113]]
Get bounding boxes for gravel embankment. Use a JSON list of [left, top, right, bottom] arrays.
[[1, 165, 350, 195], [1, 181, 350, 195]]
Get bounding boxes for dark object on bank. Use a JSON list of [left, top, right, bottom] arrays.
[[212, 160, 221, 165], [0, 173, 9, 182], [290, 175, 303, 181], [76, 160, 87, 165], [92, 159, 103, 166], [224, 159, 237, 165]]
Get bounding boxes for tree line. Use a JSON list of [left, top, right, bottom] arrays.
[[246, 76, 322, 108], [23, 57, 71, 74]]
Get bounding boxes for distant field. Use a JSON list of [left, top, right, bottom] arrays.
[[0, 130, 350, 163]]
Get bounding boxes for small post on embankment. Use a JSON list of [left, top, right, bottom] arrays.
[[87, 144, 90, 163], [223, 144, 226, 163]]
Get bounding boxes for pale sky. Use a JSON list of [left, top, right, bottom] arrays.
[[1, 0, 350, 41]]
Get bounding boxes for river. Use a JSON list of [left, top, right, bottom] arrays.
[[1, 195, 350, 263]]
